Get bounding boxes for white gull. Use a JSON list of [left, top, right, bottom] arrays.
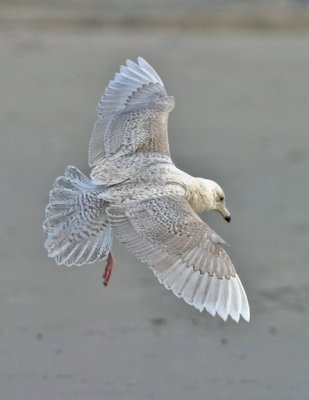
[[43, 57, 250, 322]]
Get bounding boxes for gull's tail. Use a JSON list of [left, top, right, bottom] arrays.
[[43, 166, 112, 266]]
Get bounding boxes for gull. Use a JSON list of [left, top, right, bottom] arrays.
[[43, 57, 250, 322]]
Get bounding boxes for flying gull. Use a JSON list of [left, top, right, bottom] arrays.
[[43, 57, 250, 322]]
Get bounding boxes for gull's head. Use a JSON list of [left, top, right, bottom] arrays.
[[195, 178, 231, 222]]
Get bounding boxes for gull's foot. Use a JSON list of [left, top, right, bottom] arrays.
[[102, 251, 115, 287]]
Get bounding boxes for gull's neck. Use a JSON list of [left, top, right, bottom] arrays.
[[186, 177, 216, 214]]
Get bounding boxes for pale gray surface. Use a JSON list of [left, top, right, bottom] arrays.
[[1, 26, 309, 400], [1, 0, 309, 27]]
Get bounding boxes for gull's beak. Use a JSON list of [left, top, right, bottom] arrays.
[[219, 206, 231, 223]]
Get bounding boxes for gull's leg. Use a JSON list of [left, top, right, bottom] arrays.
[[102, 251, 115, 287]]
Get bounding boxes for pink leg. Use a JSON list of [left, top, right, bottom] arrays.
[[102, 251, 115, 287]]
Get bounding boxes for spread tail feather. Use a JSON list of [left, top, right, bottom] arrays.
[[43, 166, 112, 266]]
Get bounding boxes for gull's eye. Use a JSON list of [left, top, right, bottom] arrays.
[[219, 195, 224, 201]]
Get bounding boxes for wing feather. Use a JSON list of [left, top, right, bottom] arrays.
[[89, 57, 175, 167], [107, 195, 250, 322]]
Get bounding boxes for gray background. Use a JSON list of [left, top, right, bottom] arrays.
[[1, 1, 309, 399]]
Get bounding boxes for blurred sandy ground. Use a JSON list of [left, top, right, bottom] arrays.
[[1, 1, 309, 399]]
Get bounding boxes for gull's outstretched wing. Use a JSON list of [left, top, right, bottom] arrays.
[[107, 195, 250, 322], [89, 57, 175, 167]]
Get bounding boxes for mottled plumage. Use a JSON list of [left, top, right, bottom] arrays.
[[43, 57, 250, 322]]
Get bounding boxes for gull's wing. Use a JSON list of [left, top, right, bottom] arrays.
[[89, 57, 175, 167], [107, 195, 250, 322]]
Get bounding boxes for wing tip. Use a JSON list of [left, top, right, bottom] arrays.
[[191, 274, 250, 323], [158, 266, 250, 323]]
